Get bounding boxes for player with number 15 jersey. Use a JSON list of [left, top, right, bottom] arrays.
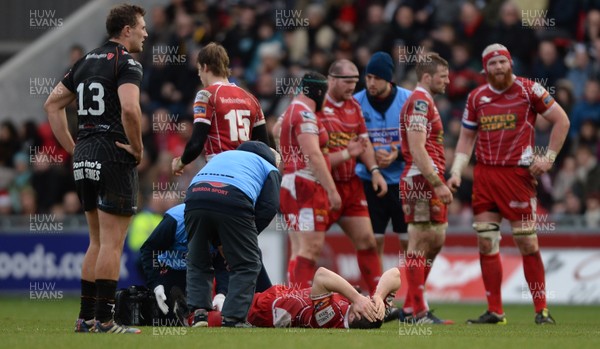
[[172, 43, 269, 175]]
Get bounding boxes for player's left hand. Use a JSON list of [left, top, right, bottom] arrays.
[[351, 295, 379, 323], [371, 171, 388, 197], [371, 295, 386, 321], [529, 156, 553, 177], [347, 137, 367, 158], [172, 157, 185, 176], [376, 145, 398, 169]]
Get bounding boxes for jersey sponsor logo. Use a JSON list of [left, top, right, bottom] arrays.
[[72, 160, 101, 181], [369, 128, 400, 145], [413, 100, 428, 114], [300, 111, 316, 120], [314, 306, 335, 327], [480, 113, 516, 131], [219, 97, 250, 104], [509, 201, 529, 209], [195, 90, 211, 103], [543, 94, 554, 107], [85, 53, 107, 60], [194, 105, 206, 115], [327, 132, 356, 147], [300, 123, 319, 134], [344, 108, 355, 114]]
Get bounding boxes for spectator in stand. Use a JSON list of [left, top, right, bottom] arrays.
[[532, 40, 568, 90], [447, 42, 486, 114], [455, 1, 493, 59], [490, 1, 537, 74], [574, 145, 600, 198], [566, 44, 593, 101], [383, 5, 424, 55], [356, 3, 389, 54], [0, 121, 21, 168], [552, 156, 578, 203], [585, 194, 600, 228], [569, 79, 600, 139], [221, 4, 258, 70]]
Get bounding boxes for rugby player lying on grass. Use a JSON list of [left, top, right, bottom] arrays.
[[176, 267, 400, 329]]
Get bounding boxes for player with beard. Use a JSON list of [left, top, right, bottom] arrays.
[[399, 52, 453, 324], [447, 44, 569, 324], [301, 59, 386, 296]]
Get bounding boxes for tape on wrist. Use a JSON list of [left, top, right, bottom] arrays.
[[369, 165, 380, 174], [342, 149, 350, 161], [545, 150, 557, 163], [450, 152, 470, 177], [424, 172, 443, 187]]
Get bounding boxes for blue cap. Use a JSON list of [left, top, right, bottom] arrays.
[[366, 51, 394, 83]]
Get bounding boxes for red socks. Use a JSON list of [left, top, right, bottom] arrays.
[[357, 248, 382, 295], [523, 250, 547, 313], [287, 258, 297, 284], [405, 254, 426, 315], [480, 253, 503, 314], [294, 256, 316, 289]]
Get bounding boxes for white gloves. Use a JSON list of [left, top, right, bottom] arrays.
[[154, 285, 169, 315], [212, 293, 225, 312]]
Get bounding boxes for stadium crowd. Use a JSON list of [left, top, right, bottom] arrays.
[[1, 0, 600, 227]]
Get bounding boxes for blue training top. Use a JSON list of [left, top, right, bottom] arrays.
[[354, 86, 411, 185], [189, 150, 278, 206]]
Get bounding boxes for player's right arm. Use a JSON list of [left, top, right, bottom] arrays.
[[44, 82, 76, 155], [297, 132, 341, 211], [173, 90, 212, 175], [405, 106, 453, 204], [117, 83, 143, 163]]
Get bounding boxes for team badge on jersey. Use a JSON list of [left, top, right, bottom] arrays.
[[300, 111, 316, 121], [195, 90, 211, 104], [413, 100, 428, 114], [531, 82, 545, 97]]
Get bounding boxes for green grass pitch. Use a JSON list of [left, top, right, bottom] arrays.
[[1, 297, 599, 349]]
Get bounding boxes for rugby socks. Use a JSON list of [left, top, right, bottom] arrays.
[[294, 256, 316, 289], [357, 248, 382, 295], [287, 258, 297, 284], [424, 261, 432, 282], [79, 279, 96, 321], [480, 253, 504, 314], [522, 250, 547, 313], [405, 254, 426, 315], [402, 288, 414, 313], [95, 279, 118, 323]]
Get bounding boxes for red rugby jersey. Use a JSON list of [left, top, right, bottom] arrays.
[[462, 76, 555, 166], [400, 86, 446, 177], [193, 82, 265, 160]]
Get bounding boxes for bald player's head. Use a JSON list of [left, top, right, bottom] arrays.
[[327, 60, 359, 101]]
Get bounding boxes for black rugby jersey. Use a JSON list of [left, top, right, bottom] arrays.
[[62, 41, 143, 142]]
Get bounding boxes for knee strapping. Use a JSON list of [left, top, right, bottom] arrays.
[[512, 226, 537, 236], [473, 222, 501, 254], [408, 222, 447, 234]]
